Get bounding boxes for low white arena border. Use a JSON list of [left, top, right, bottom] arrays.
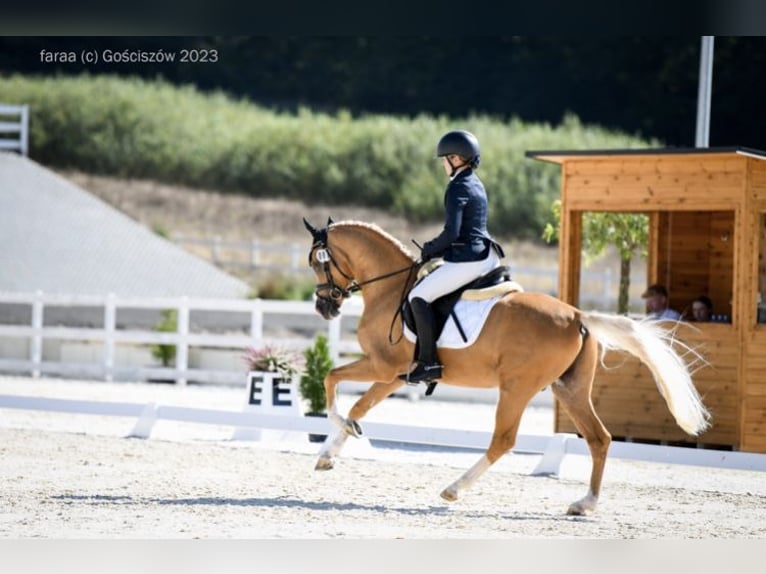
[[1, 393, 765, 475]]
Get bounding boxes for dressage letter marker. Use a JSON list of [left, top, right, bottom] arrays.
[[233, 371, 302, 440]]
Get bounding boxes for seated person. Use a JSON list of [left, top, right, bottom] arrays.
[[641, 284, 682, 321], [690, 295, 713, 322]]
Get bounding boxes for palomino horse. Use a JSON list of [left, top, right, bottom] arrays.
[[303, 218, 711, 515]]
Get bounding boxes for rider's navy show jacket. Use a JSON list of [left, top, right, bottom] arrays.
[[421, 169, 503, 262]]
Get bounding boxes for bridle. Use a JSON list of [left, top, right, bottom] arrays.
[[304, 218, 422, 344], [308, 237, 417, 304]]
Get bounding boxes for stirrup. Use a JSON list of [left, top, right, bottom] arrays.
[[398, 361, 442, 385]]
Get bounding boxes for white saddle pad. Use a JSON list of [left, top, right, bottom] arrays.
[[403, 295, 502, 349]]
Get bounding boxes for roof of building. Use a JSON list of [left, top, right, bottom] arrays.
[[0, 152, 251, 298], [525, 146, 766, 165]]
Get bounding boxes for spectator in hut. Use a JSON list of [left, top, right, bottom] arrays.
[[642, 284, 682, 321], [690, 295, 713, 322]]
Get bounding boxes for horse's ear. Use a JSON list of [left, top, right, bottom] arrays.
[[303, 217, 318, 238], [327, 216, 334, 226]]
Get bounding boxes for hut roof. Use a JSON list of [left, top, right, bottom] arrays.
[[525, 146, 766, 165]]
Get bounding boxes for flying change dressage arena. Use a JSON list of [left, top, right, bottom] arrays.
[[303, 219, 710, 516]]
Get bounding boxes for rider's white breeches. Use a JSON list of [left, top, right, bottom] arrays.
[[408, 251, 500, 303]]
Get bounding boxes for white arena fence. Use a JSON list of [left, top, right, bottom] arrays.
[[0, 291, 364, 385], [2, 290, 765, 473], [1, 392, 765, 475], [0, 103, 29, 156]]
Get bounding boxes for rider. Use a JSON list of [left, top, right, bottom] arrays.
[[399, 129, 504, 384]]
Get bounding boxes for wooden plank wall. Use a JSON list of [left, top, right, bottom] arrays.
[[656, 211, 735, 320], [563, 156, 746, 211], [742, 158, 766, 451]]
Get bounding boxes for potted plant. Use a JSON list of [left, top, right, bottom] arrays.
[[242, 344, 305, 410], [243, 344, 305, 379], [300, 333, 334, 442]]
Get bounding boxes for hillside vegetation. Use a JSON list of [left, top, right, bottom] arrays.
[[3, 73, 660, 239]]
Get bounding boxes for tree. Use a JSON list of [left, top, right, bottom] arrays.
[[544, 200, 648, 314]]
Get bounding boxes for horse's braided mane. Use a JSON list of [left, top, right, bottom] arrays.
[[330, 220, 416, 261]]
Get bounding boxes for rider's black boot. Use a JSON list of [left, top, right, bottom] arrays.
[[398, 297, 442, 384]]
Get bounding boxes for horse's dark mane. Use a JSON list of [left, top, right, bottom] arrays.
[[330, 220, 417, 261]]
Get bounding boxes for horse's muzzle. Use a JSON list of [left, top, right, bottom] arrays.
[[315, 296, 341, 320]]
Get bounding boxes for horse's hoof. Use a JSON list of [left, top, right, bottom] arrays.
[[344, 419, 363, 438], [314, 457, 335, 471], [440, 488, 458, 502], [566, 502, 594, 516], [567, 494, 597, 516]]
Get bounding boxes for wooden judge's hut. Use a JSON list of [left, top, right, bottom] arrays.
[[526, 147, 766, 453]]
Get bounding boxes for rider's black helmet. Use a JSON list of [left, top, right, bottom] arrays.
[[436, 130, 481, 167]]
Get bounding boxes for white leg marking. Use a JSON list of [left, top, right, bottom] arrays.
[[441, 455, 492, 502], [315, 429, 349, 471], [319, 428, 349, 460], [567, 490, 599, 515], [328, 403, 345, 429]]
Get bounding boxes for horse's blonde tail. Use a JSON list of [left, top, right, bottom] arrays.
[[579, 311, 711, 436]]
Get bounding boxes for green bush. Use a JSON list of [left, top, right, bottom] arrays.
[[250, 274, 315, 300], [150, 308, 177, 367], [300, 334, 334, 414], [1, 73, 660, 239]]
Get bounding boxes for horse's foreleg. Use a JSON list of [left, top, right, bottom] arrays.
[[315, 428, 350, 470], [346, 380, 405, 427], [322, 356, 376, 432], [315, 380, 404, 471], [316, 356, 400, 471]]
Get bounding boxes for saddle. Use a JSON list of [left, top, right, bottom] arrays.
[[401, 264, 514, 346]]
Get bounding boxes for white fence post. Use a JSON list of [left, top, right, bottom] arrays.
[[176, 297, 190, 386], [20, 105, 29, 156], [30, 291, 44, 378], [128, 402, 159, 438], [103, 293, 116, 382], [250, 299, 263, 343], [531, 433, 576, 476]]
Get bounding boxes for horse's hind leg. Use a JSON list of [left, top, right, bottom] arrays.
[[315, 380, 404, 471], [551, 334, 611, 515], [440, 386, 531, 502]]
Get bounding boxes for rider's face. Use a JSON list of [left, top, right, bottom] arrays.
[[442, 155, 464, 175]]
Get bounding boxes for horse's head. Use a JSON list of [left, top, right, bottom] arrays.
[[303, 217, 352, 320]]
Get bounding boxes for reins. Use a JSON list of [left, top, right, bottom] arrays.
[[388, 264, 420, 345]]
